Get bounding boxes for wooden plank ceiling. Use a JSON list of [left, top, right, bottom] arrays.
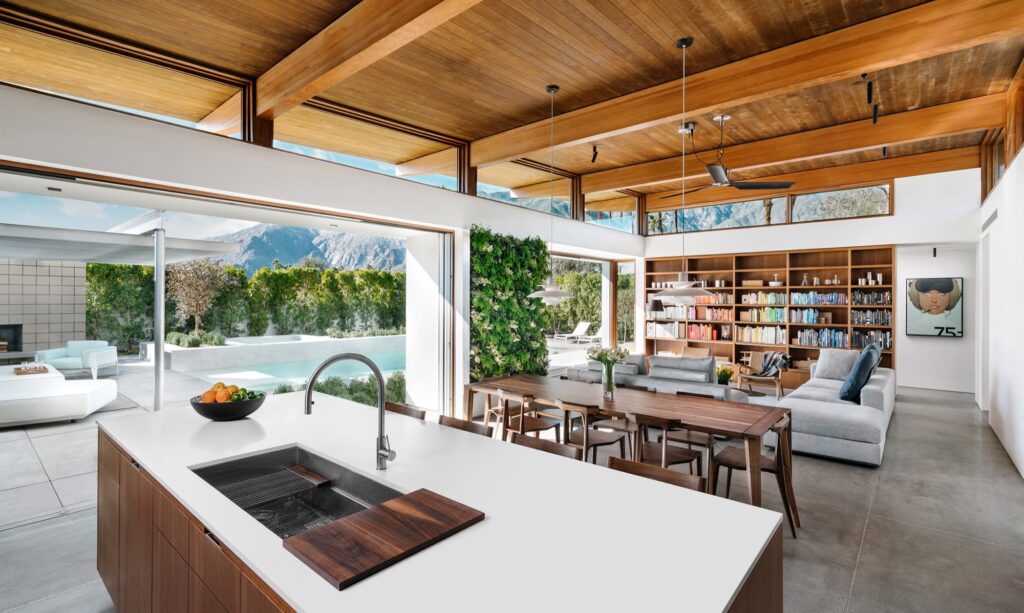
[[2, 0, 1022, 204]]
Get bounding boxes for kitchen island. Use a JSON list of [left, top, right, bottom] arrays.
[[97, 391, 783, 612]]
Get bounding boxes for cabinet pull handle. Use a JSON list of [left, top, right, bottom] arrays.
[[129, 459, 141, 470], [204, 528, 222, 549]]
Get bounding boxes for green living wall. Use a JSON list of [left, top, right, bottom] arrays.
[[86, 262, 405, 352], [469, 225, 550, 381]]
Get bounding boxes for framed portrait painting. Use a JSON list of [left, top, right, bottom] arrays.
[[906, 277, 963, 337]]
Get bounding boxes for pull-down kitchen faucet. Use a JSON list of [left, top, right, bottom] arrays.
[[304, 353, 396, 470]]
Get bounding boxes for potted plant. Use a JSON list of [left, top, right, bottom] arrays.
[[586, 345, 630, 398], [717, 364, 734, 386]]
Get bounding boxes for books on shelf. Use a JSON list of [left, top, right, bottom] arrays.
[[692, 292, 733, 305], [852, 329, 892, 349], [851, 309, 892, 326], [735, 325, 785, 345], [852, 290, 892, 306], [793, 328, 848, 348], [646, 321, 678, 339], [739, 291, 786, 305], [739, 306, 786, 323], [685, 323, 728, 341], [647, 305, 733, 321], [789, 308, 822, 324], [791, 291, 848, 305]]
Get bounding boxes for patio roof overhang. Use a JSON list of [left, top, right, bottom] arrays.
[[0, 222, 239, 264]]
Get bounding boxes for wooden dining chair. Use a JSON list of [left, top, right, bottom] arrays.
[[562, 401, 626, 464], [496, 390, 562, 443], [384, 401, 427, 420], [438, 415, 493, 438], [510, 431, 583, 460], [631, 412, 703, 474], [590, 415, 638, 460], [709, 415, 800, 537], [607, 457, 706, 493], [661, 391, 717, 464]]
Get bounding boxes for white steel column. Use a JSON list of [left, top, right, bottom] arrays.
[[153, 226, 165, 411], [601, 261, 613, 347]]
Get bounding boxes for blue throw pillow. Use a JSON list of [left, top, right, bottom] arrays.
[[840, 346, 879, 403]]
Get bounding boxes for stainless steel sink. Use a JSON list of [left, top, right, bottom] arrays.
[[192, 446, 403, 539]]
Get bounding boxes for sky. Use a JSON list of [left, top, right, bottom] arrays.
[[0, 191, 257, 239]]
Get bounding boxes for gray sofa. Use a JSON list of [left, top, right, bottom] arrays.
[[566, 354, 749, 402], [777, 351, 896, 466]]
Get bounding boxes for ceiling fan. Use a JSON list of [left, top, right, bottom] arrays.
[[660, 114, 795, 200]]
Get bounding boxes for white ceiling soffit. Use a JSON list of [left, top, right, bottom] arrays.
[[0, 169, 427, 240], [0, 222, 238, 265]]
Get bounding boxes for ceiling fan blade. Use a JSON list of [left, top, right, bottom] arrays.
[[730, 181, 795, 191], [658, 185, 712, 199]]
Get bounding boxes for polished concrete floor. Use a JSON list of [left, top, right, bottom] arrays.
[[0, 387, 1021, 612]]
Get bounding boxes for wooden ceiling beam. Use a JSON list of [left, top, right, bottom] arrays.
[[646, 147, 981, 211], [509, 178, 571, 199], [582, 93, 1006, 193], [198, 0, 482, 134], [446, 0, 1024, 169]]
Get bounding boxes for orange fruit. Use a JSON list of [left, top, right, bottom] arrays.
[[215, 389, 232, 403], [227, 385, 239, 394], [201, 390, 217, 403], [212, 382, 225, 390]]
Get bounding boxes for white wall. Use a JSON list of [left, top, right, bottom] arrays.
[[405, 234, 444, 411], [645, 169, 981, 258], [894, 244, 976, 393], [979, 150, 1024, 479]]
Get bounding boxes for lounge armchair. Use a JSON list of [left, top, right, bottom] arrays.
[[553, 322, 590, 343], [36, 340, 119, 379]]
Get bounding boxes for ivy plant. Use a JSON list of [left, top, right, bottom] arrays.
[[469, 225, 550, 381]]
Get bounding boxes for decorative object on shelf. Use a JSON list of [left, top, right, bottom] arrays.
[[528, 84, 571, 306], [906, 277, 963, 337], [587, 345, 630, 398], [801, 273, 809, 286], [717, 365, 734, 385], [833, 273, 841, 285], [652, 37, 713, 306], [813, 276, 820, 286], [769, 273, 784, 287]]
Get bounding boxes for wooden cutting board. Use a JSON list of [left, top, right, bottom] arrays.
[[283, 488, 484, 590]]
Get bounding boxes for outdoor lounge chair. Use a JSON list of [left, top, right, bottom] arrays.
[[553, 321, 590, 343], [579, 325, 606, 345]]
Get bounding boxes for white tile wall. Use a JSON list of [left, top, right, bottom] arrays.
[[0, 260, 86, 353]]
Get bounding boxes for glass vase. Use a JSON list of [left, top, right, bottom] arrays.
[[602, 362, 615, 399]]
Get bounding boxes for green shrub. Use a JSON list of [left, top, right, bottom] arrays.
[[198, 331, 226, 346], [311, 371, 405, 406], [469, 225, 549, 381], [325, 326, 405, 339]]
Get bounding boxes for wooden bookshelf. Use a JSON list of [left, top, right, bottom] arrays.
[[643, 245, 895, 387]]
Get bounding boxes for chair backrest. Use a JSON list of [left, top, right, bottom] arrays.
[[510, 431, 583, 460], [438, 415, 493, 437], [66, 340, 108, 359], [750, 351, 766, 370], [571, 321, 591, 336], [384, 401, 426, 421], [607, 456, 706, 492]]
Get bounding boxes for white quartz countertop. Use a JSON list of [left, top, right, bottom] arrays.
[[99, 392, 781, 613]]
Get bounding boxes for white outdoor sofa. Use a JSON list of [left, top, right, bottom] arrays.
[[36, 340, 119, 379], [0, 364, 117, 427]]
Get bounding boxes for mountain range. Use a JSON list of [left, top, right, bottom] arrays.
[[211, 224, 406, 275]]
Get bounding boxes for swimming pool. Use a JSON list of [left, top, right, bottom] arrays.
[[189, 351, 406, 391]]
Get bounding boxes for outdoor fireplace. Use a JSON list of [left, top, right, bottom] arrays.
[[0, 324, 23, 353]]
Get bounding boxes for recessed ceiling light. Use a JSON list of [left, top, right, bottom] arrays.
[[47, 186, 62, 192]]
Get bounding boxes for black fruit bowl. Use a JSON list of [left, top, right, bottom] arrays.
[[190, 394, 266, 421]]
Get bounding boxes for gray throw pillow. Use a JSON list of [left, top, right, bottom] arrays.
[[814, 349, 859, 380], [649, 366, 710, 383]]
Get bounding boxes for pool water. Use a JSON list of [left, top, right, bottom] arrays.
[[190, 351, 406, 392]]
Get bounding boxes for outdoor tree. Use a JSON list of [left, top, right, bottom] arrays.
[[167, 260, 227, 334]]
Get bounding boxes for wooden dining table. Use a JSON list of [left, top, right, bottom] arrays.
[[464, 375, 790, 507]]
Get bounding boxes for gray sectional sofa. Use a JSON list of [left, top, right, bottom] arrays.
[[566, 354, 749, 402], [777, 349, 896, 466]]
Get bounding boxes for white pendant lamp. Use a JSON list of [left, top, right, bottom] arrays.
[[529, 84, 571, 306], [654, 36, 712, 305]]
